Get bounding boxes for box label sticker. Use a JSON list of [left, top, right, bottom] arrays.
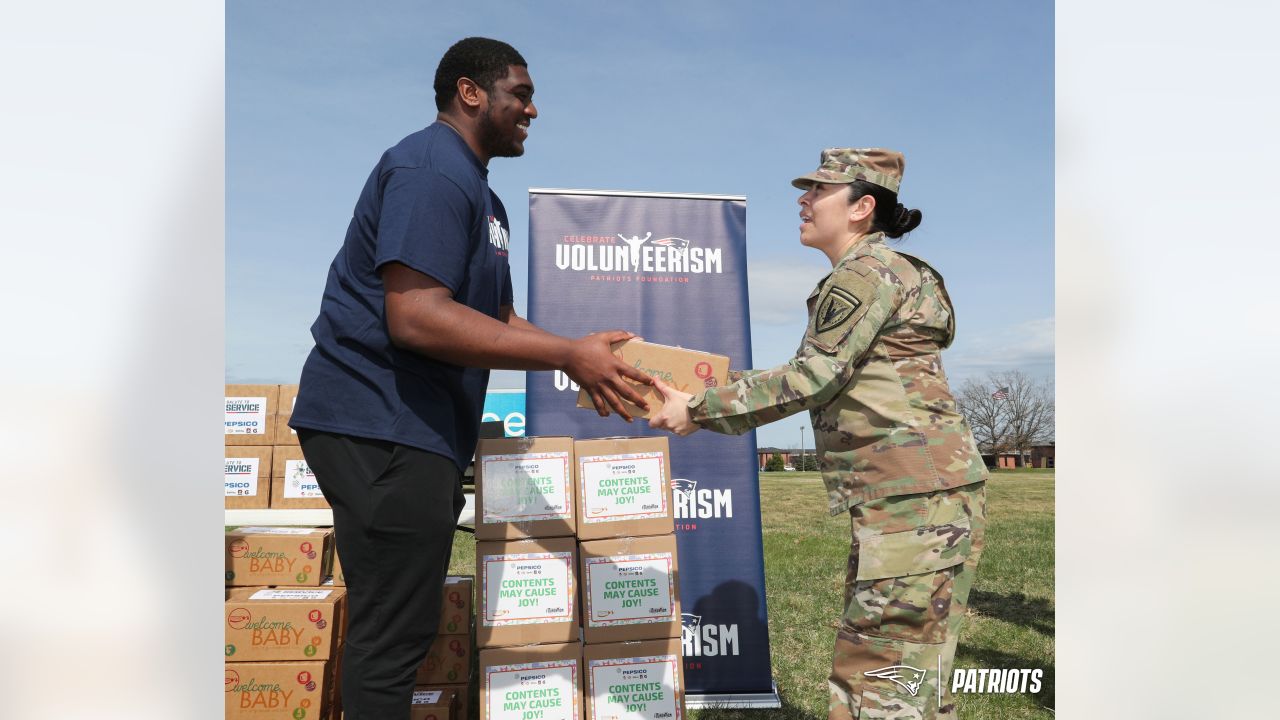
[[225, 395, 268, 435], [232, 526, 318, 535], [224, 457, 260, 497], [585, 553, 676, 627], [580, 453, 668, 523], [283, 459, 324, 499], [486, 660, 578, 720], [482, 552, 574, 627], [412, 690, 443, 704], [589, 655, 680, 720], [248, 589, 333, 601], [482, 452, 572, 523], [225, 667, 317, 712]]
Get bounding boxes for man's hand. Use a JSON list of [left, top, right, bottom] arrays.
[[648, 379, 699, 436], [563, 331, 654, 421], [382, 264, 654, 422]]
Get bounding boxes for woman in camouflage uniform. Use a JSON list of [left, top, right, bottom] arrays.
[[650, 148, 988, 720]]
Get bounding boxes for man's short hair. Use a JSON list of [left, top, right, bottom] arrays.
[[434, 37, 527, 111]]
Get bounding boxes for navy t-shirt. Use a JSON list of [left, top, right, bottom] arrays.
[[290, 122, 514, 470]]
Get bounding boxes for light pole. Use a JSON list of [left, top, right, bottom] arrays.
[[799, 426, 805, 472]]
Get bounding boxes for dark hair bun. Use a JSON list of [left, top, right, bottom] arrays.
[[886, 203, 923, 239]]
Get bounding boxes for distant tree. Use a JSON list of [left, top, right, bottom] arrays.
[[797, 453, 819, 472], [765, 453, 785, 472], [956, 370, 1054, 466]]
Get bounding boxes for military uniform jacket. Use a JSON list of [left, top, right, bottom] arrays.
[[689, 233, 988, 516]]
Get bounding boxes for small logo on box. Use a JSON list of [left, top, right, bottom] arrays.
[[229, 540, 250, 558], [694, 361, 712, 379], [227, 608, 251, 629]]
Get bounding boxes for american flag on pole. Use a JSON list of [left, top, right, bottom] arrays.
[[992, 387, 1010, 400]]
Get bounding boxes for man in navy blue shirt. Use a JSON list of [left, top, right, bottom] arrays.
[[290, 37, 651, 719]]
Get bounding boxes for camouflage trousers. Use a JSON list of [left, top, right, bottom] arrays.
[[828, 482, 986, 720]]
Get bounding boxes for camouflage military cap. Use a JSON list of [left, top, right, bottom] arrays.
[[791, 147, 905, 194]]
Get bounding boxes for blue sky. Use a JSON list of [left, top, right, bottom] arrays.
[[227, 0, 1053, 450]]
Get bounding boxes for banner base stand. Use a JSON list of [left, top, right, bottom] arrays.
[[686, 683, 782, 710]]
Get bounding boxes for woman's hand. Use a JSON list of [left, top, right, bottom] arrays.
[[648, 379, 699, 436]]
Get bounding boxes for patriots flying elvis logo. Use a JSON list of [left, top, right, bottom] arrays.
[[671, 478, 697, 503], [864, 665, 927, 697], [680, 612, 702, 643], [617, 232, 690, 269]]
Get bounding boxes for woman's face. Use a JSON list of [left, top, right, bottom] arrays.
[[797, 181, 850, 250]]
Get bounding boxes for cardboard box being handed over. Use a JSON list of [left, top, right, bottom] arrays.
[[576, 339, 728, 419]]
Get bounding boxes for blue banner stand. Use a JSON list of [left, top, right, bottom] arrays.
[[525, 188, 779, 710]]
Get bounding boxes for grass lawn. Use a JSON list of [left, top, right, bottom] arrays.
[[446, 471, 1054, 719]]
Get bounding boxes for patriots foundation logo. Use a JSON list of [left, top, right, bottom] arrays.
[[680, 612, 702, 645], [672, 479, 697, 507], [617, 232, 690, 269], [487, 215, 510, 252], [680, 612, 740, 657], [672, 478, 734, 520], [864, 665, 927, 697], [555, 231, 720, 274]]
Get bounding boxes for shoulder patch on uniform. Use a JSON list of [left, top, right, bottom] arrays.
[[815, 285, 861, 333], [808, 269, 880, 353]]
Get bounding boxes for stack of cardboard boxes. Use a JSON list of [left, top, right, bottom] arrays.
[[226, 530, 478, 719], [573, 436, 687, 720], [474, 436, 582, 720], [224, 526, 344, 719], [225, 384, 328, 510], [474, 435, 687, 720], [225, 384, 479, 719], [411, 574, 476, 719]]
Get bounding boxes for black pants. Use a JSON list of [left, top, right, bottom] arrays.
[[299, 429, 465, 720]]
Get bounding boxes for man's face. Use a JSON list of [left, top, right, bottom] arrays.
[[478, 64, 537, 158]]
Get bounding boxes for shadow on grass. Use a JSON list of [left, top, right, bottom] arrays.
[[955, 645, 1055, 713], [692, 694, 821, 720], [969, 590, 1055, 636]]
